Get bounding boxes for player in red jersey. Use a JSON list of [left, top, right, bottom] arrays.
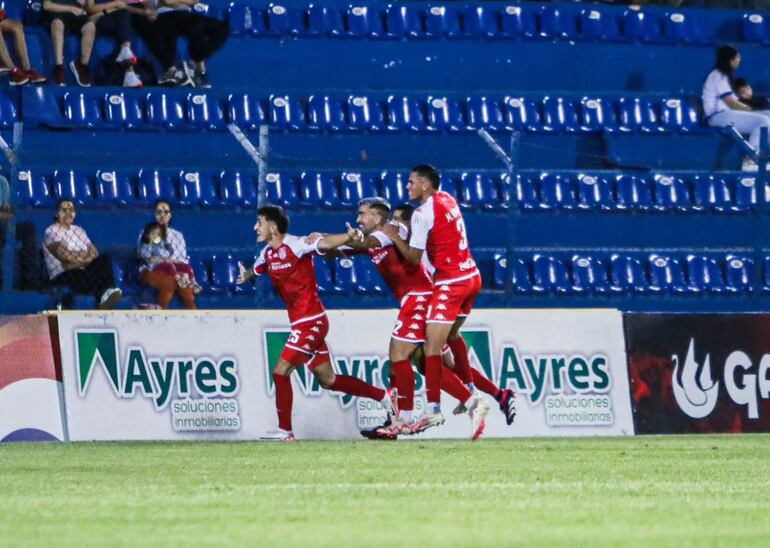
[[237, 205, 397, 441], [318, 198, 516, 439], [383, 165, 489, 440]]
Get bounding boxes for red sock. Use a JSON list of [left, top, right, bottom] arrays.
[[330, 375, 385, 401], [273, 372, 293, 431], [391, 359, 415, 411], [472, 369, 501, 400], [441, 366, 472, 404], [447, 337, 473, 384], [425, 354, 444, 404]]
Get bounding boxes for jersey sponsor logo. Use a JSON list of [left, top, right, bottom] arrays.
[[459, 258, 477, 271], [269, 262, 292, 271]]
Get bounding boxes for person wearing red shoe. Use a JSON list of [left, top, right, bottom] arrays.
[[86, 0, 143, 87], [0, 11, 46, 85], [42, 0, 95, 86], [236, 205, 397, 441]]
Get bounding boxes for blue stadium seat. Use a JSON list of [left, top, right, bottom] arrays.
[[264, 4, 297, 36], [95, 170, 135, 207], [425, 96, 466, 133], [494, 254, 539, 293], [334, 256, 357, 293], [538, 6, 578, 40], [648, 254, 689, 293], [571, 255, 611, 293], [616, 97, 662, 133], [227, 93, 268, 130], [386, 95, 429, 133], [653, 174, 691, 211], [103, 92, 144, 129], [0, 92, 16, 129], [340, 172, 378, 207], [63, 91, 102, 129], [532, 255, 571, 293], [576, 173, 614, 210], [381, 171, 410, 204], [137, 169, 176, 205], [692, 174, 732, 212], [353, 255, 385, 294], [384, 4, 422, 38], [503, 96, 542, 132], [300, 171, 341, 208], [188, 256, 211, 294], [659, 98, 700, 133], [340, 5, 384, 38], [621, 10, 663, 43], [764, 257, 770, 292], [178, 170, 218, 207], [616, 174, 653, 210], [303, 4, 339, 36], [211, 255, 238, 294], [662, 12, 704, 44], [610, 255, 649, 293], [509, 173, 539, 210], [227, 3, 253, 35], [538, 173, 576, 209], [458, 171, 499, 210], [269, 95, 307, 131], [734, 175, 757, 211], [462, 5, 498, 38], [580, 9, 621, 41], [466, 96, 504, 131], [220, 171, 258, 207], [265, 172, 299, 208], [424, 5, 462, 39], [686, 255, 727, 293], [579, 97, 617, 132], [313, 256, 335, 294], [542, 97, 580, 133], [499, 4, 537, 38], [53, 169, 95, 206], [146, 92, 186, 129], [346, 95, 386, 132], [187, 93, 226, 130], [725, 255, 752, 293], [15, 170, 54, 207], [742, 13, 766, 43], [307, 95, 347, 132]]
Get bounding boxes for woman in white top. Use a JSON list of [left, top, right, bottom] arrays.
[[42, 198, 122, 309], [703, 45, 770, 171]]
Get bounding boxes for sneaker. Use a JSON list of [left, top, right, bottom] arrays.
[[375, 419, 413, 438], [115, 46, 137, 66], [385, 387, 399, 419], [360, 415, 392, 439], [194, 70, 211, 88], [192, 283, 203, 295], [410, 412, 445, 434], [69, 61, 91, 87], [98, 287, 122, 310], [742, 157, 759, 172], [123, 70, 143, 88], [9, 68, 28, 86], [468, 398, 490, 441], [172, 69, 193, 87], [24, 69, 47, 84], [158, 72, 178, 86], [260, 429, 295, 441], [452, 402, 468, 415], [0, 66, 11, 77], [498, 389, 517, 426], [54, 64, 65, 86]]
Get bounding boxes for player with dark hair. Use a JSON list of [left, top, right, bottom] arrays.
[[237, 205, 397, 441]]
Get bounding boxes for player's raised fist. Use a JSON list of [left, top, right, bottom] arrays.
[[346, 223, 364, 242]]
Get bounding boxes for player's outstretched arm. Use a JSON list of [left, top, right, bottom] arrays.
[[316, 223, 375, 252], [236, 261, 256, 284], [382, 222, 423, 265]]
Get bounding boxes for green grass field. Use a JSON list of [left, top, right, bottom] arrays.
[[1, 435, 769, 546]]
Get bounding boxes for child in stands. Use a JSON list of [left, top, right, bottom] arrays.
[[732, 78, 770, 112]]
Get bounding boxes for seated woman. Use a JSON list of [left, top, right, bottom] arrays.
[[136, 200, 198, 309], [43, 198, 122, 309]]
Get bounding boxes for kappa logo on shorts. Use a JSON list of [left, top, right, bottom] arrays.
[[439, 285, 450, 292], [412, 314, 423, 320], [436, 304, 447, 310], [307, 335, 316, 341], [311, 326, 320, 333], [409, 323, 420, 329], [439, 294, 449, 301], [416, 296, 427, 302], [415, 305, 425, 311], [302, 344, 311, 350], [406, 333, 418, 339], [434, 313, 447, 320]]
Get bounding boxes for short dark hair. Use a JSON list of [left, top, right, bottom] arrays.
[[358, 197, 391, 219], [141, 221, 163, 244], [153, 199, 172, 211], [55, 198, 74, 210], [733, 77, 749, 90], [716, 44, 739, 76], [258, 204, 289, 234], [393, 203, 414, 222], [411, 164, 440, 190]]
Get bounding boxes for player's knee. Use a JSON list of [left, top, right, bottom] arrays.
[[315, 372, 335, 389], [274, 360, 293, 376]]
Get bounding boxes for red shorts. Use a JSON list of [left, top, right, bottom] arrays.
[[391, 291, 432, 344], [426, 273, 482, 324], [280, 314, 330, 370]]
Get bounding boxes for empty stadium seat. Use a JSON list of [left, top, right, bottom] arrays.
[[653, 174, 691, 210], [571, 255, 611, 293], [742, 13, 766, 43], [499, 4, 537, 38], [648, 254, 688, 293], [103, 92, 144, 128], [659, 98, 700, 133], [346, 95, 386, 132], [220, 171, 258, 207], [384, 4, 423, 39], [227, 93, 269, 130], [580, 9, 621, 41], [578, 97, 617, 132], [313, 256, 335, 294], [334, 255, 357, 293], [15, 169, 54, 207], [63, 92, 102, 128], [509, 174, 539, 209], [692, 174, 732, 212], [734, 175, 757, 210], [178, 170, 218, 206], [211, 255, 239, 294], [576, 173, 614, 210], [610, 255, 648, 292], [0, 92, 18, 128], [53, 169, 95, 206], [686, 255, 727, 293], [353, 255, 385, 294], [542, 97, 580, 133], [616, 175, 653, 210], [725, 256, 752, 292], [538, 173, 576, 209], [137, 169, 176, 204], [494, 254, 539, 293], [616, 97, 662, 133], [187, 93, 226, 130], [264, 4, 298, 36], [339, 5, 384, 38], [228, 3, 254, 35], [462, 5, 499, 38], [303, 4, 339, 36], [269, 95, 307, 131], [662, 12, 704, 44], [381, 171, 409, 204], [95, 170, 135, 207], [146, 92, 186, 129], [340, 172, 378, 206], [538, 6, 578, 40], [458, 172, 499, 210], [188, 256, 211, 293], [466, 96, 505, 131], [425, 96, 466, 133], [532, 255, 571, 293], [503, 97, 542, 132], [386, 95, 429, 132], [264, 172, 299, 208], [622, 10, 663, 43], [307, 95, 346, 132], [299, 171, 341, 207], [424, 5, 462, 39]]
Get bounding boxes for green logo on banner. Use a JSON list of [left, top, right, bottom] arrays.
[[263, 330, 312, 394], [76, 330, 120, 396], [461, 329, 495, 383]]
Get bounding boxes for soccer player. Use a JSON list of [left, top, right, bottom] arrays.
[[382, 165, 489, 439], [237, 205, 396, 441]]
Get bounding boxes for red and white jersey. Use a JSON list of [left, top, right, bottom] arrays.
[[410, 191, 479, 285], [254, 234, 326, 326], [367, 223, 433, 302]]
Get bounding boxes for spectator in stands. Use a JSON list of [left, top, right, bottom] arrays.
[[42, 0, 96, 86], [732, 78, 770, 112], [0, 11, 47, 85], [131, 0, 229, 88], [703, 45, 770, 171], [43, 198, 123, 309], [85, 0, 143, 88], [136, 200, 197, 309]]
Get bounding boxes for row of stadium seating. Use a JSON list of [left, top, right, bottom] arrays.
[[226, 3, 770, 46], [43, 91, 705, 134], [15, 168, 764, 213], [111, 252, 766, 298]]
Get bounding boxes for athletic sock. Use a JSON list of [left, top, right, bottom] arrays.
[[401, 410, 413, 422], [441, 367, 473, 405], [330, 375, 385, 401], [447, 337, 473, 385], [472, 369, 502, 401], [425, 354, 444, 406], [391, 359, 415, 412], [273, 372, 293, 432]]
